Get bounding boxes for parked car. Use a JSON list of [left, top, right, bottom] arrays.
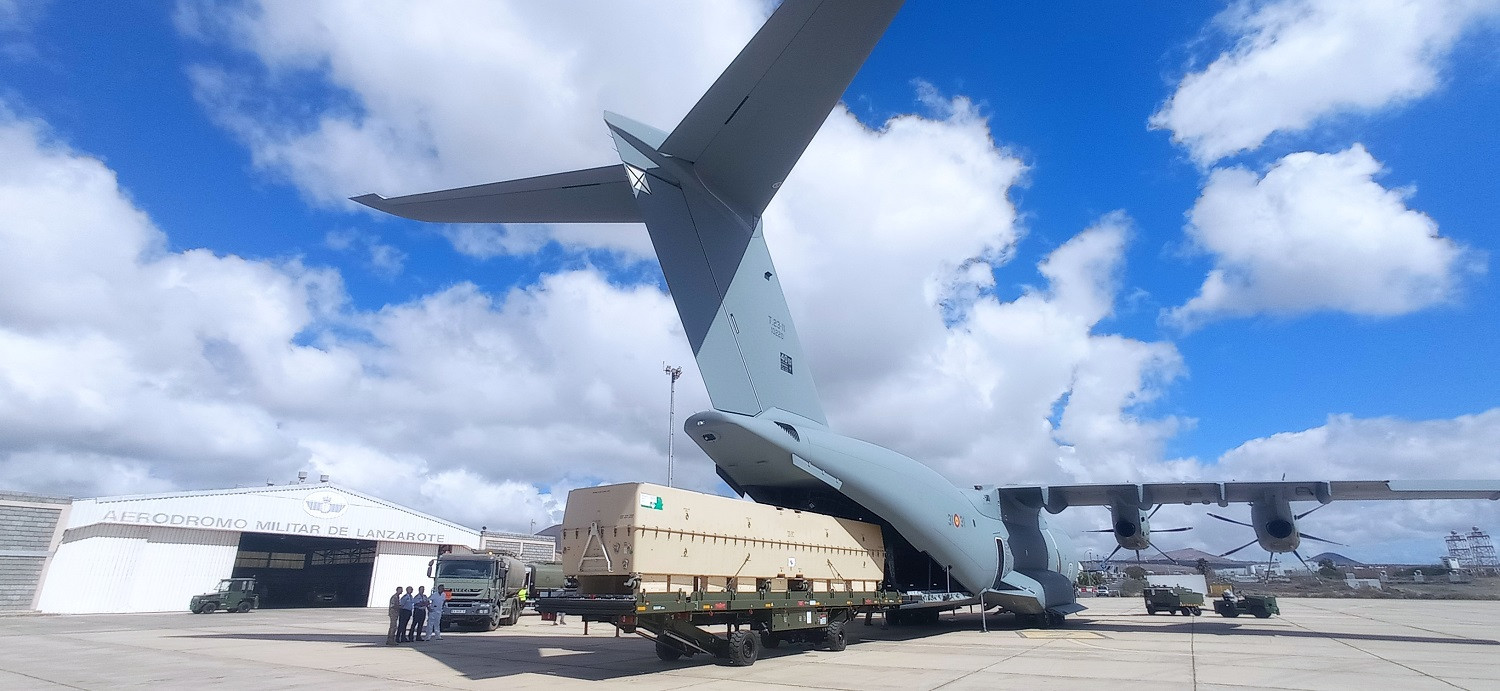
[[1095, 586, 1114, 597]]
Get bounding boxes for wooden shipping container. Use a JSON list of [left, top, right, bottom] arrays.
[[560, 483, 886, 594]]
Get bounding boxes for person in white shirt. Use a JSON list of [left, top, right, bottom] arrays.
[[427, 586, 447, 640]]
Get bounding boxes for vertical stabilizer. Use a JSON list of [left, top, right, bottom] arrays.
[[607, 114, 826, 425]]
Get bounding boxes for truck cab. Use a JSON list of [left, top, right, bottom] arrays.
[[430, 552, 526, 630]]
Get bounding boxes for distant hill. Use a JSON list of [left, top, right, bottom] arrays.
[[1308, 551, 1365, 567]]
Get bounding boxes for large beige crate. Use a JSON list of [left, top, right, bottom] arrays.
[[560, 483, 885, 594]]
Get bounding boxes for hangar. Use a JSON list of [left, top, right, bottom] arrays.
[[33, 482, 484, 614]]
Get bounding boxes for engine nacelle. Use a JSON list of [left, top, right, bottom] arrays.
[[1108, 504, 1152, 551], [1250, 497, 1300, 553]]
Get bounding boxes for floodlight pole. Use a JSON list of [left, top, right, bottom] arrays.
[[663, 363, 683, 488]]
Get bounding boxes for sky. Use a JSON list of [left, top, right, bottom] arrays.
[[2, 0, 1498, 565]]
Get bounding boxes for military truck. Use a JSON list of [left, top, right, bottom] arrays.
[[523, 561, 568, 610], [1214, 594, 1279, 618], [429, 551, 527, 630], [189, 578, 259, 614], [1143, 586, 1204, 616]]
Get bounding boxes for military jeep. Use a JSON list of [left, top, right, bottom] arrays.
[[190, 578, 259, 614]]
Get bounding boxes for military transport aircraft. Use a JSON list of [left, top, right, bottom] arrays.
[[355, 0, 1500, 626]]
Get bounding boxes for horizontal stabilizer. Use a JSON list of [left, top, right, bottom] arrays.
[[351, 165, 641, 224]]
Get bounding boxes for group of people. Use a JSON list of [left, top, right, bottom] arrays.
[[386, 585, 448, 645]]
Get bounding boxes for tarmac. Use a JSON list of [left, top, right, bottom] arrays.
[[1, 597, 1496, 690]]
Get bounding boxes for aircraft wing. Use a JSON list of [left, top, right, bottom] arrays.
[[351, 165, 641, 224], [658, 0, 905, 217], [998, 480, 1500, 513]]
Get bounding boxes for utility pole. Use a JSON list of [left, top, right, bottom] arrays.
[[663, 363, 683, 487]]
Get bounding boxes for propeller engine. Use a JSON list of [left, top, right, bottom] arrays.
[[1090, 503, 1192, 564], [1210, 495, 1343, 573]]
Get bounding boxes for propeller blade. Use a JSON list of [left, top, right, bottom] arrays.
[[1207, 513, 1254, 528], [1085, 529, 1117, 533], [1154, 527, 1194, 533], [1293, 550, 1315, 573], [1152, 544, 1179, 565], [1135, 550, 1143, 564], [1219, 539, 1258, 558], [1295, 504, 1327, 520], [1299, 532, 1346, 547], [1103, 545, 1123, 564]]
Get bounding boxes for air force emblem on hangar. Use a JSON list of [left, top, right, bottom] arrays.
[[303, 491, 349, 519]]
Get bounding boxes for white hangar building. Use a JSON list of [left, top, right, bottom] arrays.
[[34, 483, 485, 614]]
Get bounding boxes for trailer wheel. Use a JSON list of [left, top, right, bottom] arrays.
[[655, 640, 684, 662], [726, 629, 760, 666], [824, 621, 848, 652]]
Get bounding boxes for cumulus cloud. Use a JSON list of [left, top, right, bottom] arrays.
[[1165, 145, 1478, 329], [1151, 0, 1500, 164], [0, 109, 711, 531]]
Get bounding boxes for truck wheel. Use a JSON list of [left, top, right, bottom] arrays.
[[1145, 606, 1156, 615], [824, 621, 848, 652], [506, 601, 522, 626], [726, 629, 760, 666], [655, 640, 684, 662], [236, 602, 251, 613], [1254, 612, 1271, 618], [485, 613, 501, 631]]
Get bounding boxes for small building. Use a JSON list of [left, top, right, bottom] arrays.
[[0, 491, 71, 612], [480, 529, 557, 562], [28, 483, 482, 614]]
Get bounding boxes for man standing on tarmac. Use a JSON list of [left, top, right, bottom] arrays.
[[427, 586, 446, 640], [386, 586, 403, 645], [410, 586, 430, 641], [398, 586, 415, 642]]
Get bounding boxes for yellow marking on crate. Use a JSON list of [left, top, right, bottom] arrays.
[[1015, 630, 1107, 639]]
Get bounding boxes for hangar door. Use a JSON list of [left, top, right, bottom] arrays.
[[232, 533, 376, 608]]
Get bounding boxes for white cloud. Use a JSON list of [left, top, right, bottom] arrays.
[[1152, 0, 1500, 164], [1165, 145, 1478, 328], [325, 228, 406, 278]]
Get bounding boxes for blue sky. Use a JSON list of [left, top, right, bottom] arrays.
[[2, 0, 1499, 563]]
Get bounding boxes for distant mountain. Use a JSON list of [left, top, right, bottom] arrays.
[[1307, 551, 1365, 567]]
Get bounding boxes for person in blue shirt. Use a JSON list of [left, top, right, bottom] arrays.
[[397, 586, 415, 642], [410, 586, 430, 641]]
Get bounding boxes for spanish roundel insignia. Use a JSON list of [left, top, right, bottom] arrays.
[[951, 514, 962, 528]]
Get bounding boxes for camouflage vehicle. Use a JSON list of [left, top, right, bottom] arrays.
[[429, 551, 527, 630], [190, 578, 259, 614], [1143, 586, 1204, 616], [1214, 594, 1279, 618]]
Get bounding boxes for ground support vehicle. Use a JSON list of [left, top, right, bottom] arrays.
[[430, 551, 527, 630], [1143, 586, 1204, 616], [189, 578, 259, 614], [1214, 594, 1279, 618], [540, 584, 901, 666]]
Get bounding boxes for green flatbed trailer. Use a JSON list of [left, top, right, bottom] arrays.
[[539, 585, 902, 666], [1143, 586, 1204, 616]]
